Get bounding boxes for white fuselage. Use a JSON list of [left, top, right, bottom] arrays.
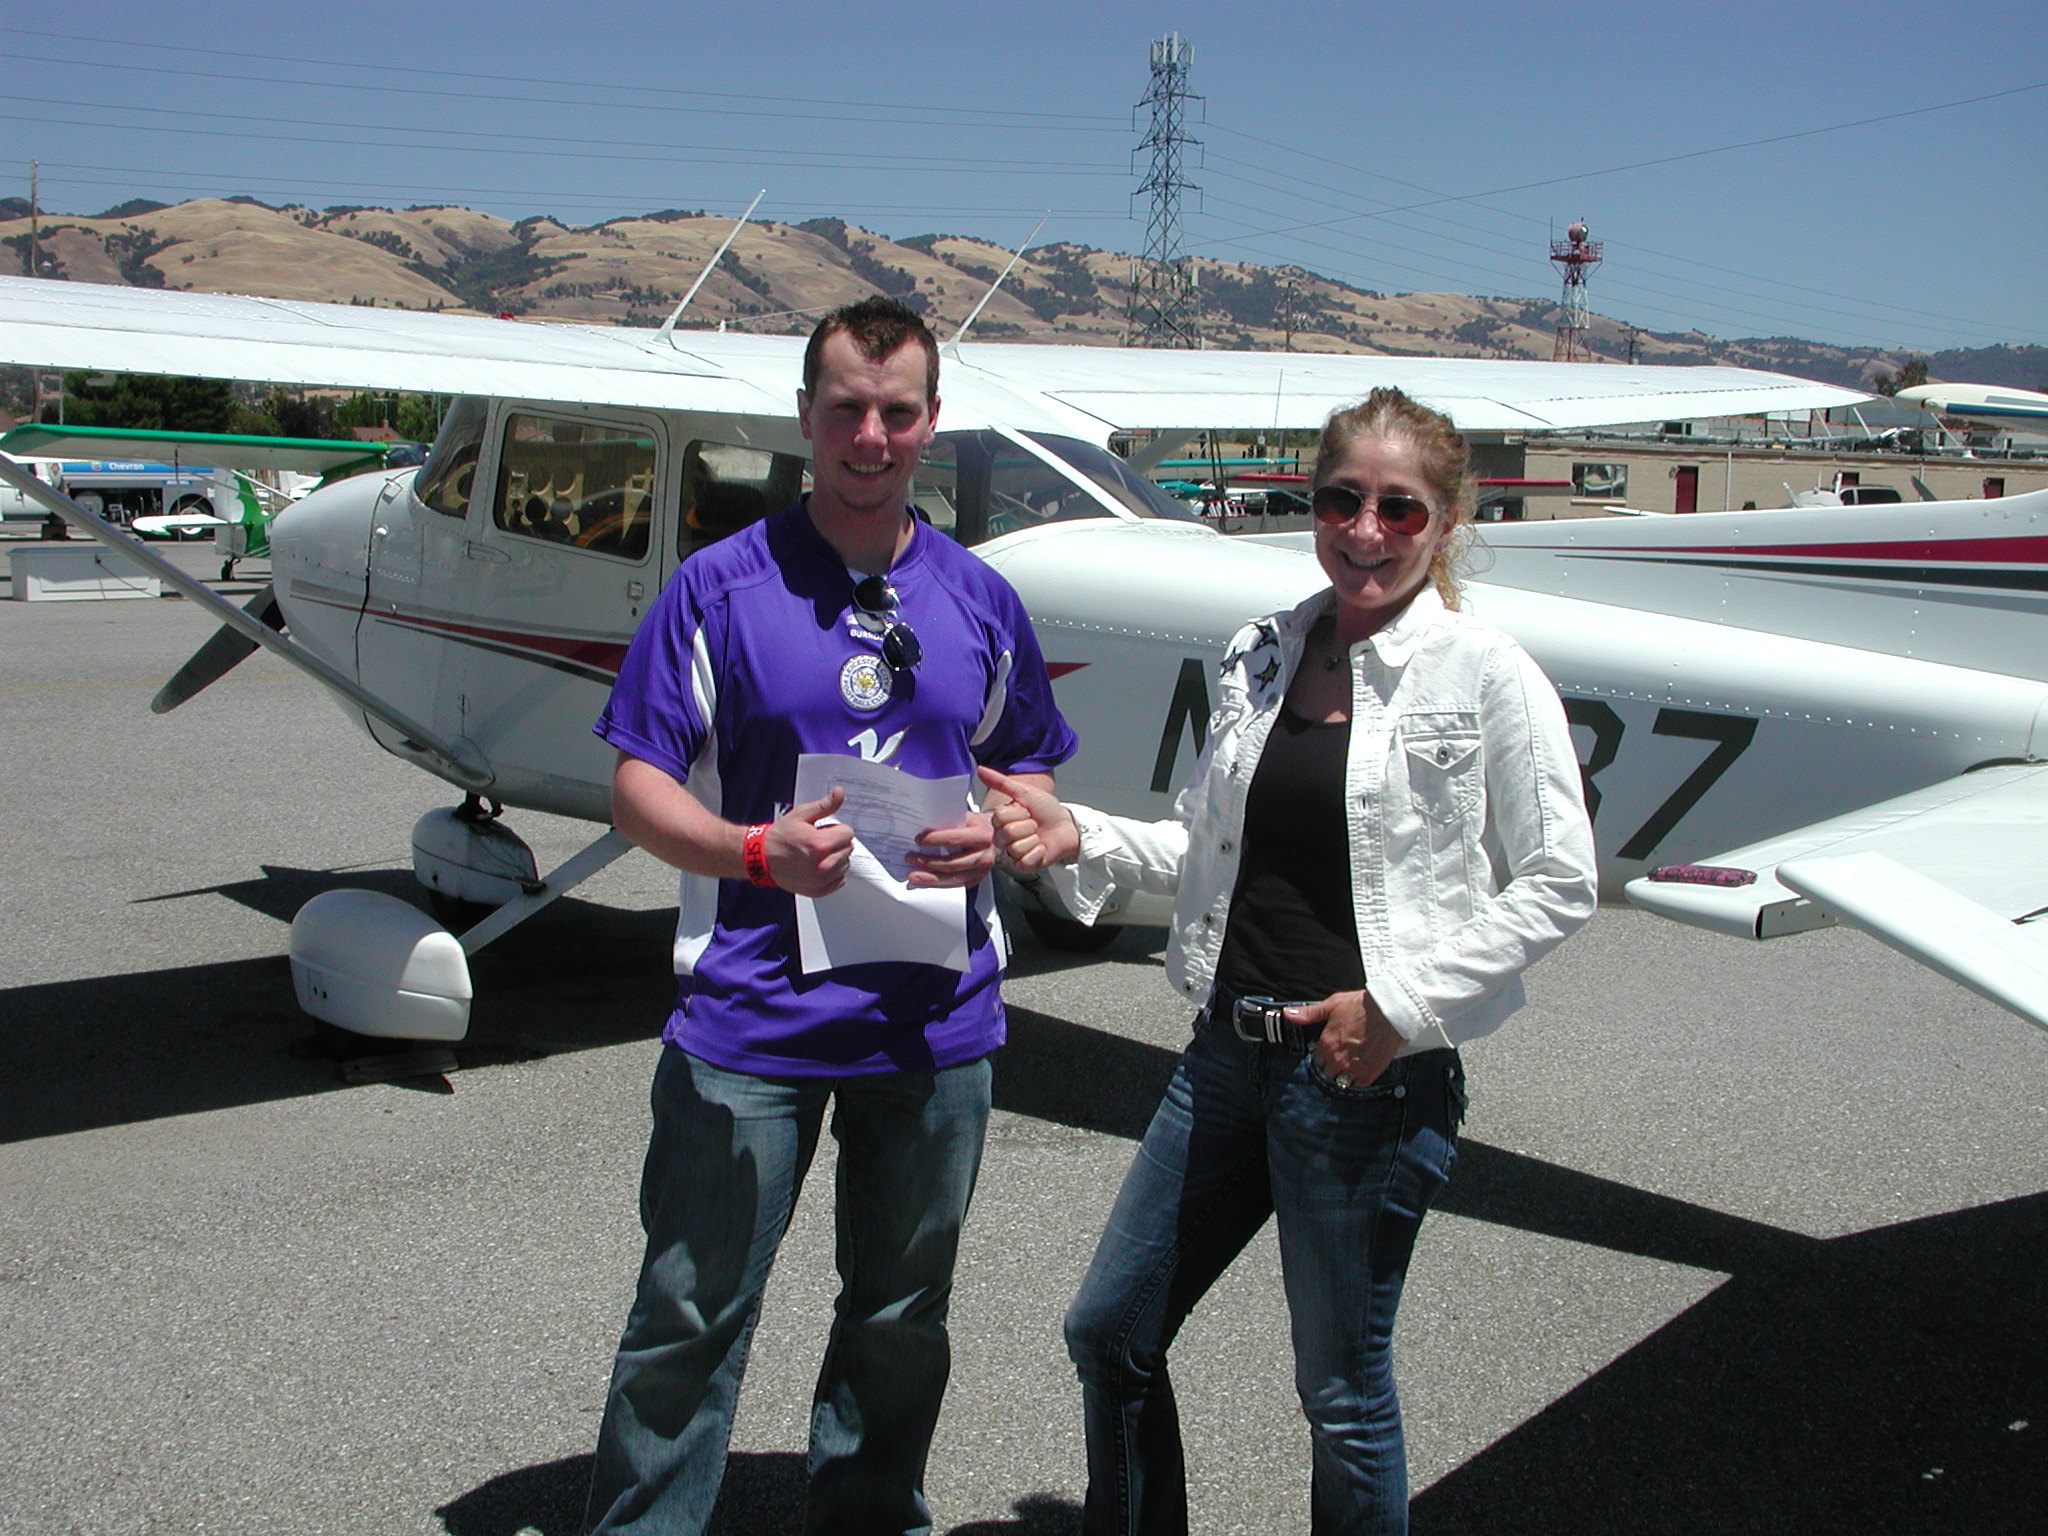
[[266, 405, 2048, 906]]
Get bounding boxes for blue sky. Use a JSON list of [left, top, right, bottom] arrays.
[[2, 0, 2041, 353]]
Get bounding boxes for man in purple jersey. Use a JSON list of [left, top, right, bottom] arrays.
[[583, 297, 1076, 1536]]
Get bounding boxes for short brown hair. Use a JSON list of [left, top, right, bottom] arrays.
[[1315, 386, 1475, 608], [803, 297, 940, 404]]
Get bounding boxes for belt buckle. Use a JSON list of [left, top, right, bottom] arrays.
[[1231, 996, 1288, 1045]]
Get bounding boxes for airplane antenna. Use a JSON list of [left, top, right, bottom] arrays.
[[946, 210, 1051, 352], [658, 188, 766, 346]]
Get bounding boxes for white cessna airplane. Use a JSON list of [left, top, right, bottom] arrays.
[[1, 272, 2042, 1045]]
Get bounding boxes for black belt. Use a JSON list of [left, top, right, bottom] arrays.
[[1206, 991, 1324, 1051]]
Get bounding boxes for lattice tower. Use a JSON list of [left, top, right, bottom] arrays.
[[1129, 33, 1203, 348], [1549, 220, 1604, 362]]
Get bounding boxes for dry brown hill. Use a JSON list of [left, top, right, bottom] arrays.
[[4, 195, 2024, 392]]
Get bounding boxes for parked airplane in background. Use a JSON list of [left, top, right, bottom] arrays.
[[1893, 381, 2048, 425], [1, 271, 2041, 1049], [0, 422, 386, 576]]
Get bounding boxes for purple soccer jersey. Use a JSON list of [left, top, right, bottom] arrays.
[[596, 503, 1077, 1076]]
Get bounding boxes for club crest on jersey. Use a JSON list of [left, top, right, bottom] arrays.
[[840, 653, 893, 711]]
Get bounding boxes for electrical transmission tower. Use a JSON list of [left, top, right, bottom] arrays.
[[1549, 220, 1603, 362], [1129, 33, 1203, 348]]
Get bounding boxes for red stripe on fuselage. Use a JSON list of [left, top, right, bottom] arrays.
[[1643, 534, 2048, 564], [382, 608, 631, 676]]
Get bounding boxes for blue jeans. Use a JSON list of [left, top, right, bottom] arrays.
[[586, 1046, 993, 1536], [1065, 1021, 1463, 1536]]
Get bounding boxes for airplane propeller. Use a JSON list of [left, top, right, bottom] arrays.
[[151, 584, 286, 714]]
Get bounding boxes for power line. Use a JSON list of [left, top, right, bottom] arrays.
[[1202, 133, 2017, 340], [0, 100, 1121, 177], [25, 160, 1125, 222], [1189, 194, 2036, 348], [1192, 80, 2047, 250], [0, 43, 1129, 138], [0, 24, 1126, 126], [1195, 167, 2035, 346]]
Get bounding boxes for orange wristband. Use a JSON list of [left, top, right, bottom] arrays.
[[741, 823, 776, 888]]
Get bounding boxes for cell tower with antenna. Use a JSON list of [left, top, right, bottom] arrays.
[[1549, 220, 1603, 362], [1128, 33, 1203, 349]]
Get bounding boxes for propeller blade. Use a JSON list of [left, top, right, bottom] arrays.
[[151, 583, 285, 714]]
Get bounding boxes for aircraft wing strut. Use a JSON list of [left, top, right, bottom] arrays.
[[0, 454, 491, 790]]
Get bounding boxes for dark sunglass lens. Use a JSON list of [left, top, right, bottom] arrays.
[[882, 623, 922, 671], [1379, 496, 1431, 534], [1311, 487, 1360, 523], [854, 575, 892, 611]]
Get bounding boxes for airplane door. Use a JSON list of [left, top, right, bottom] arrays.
[[438, 405, 669, 821], [359, 397, 489, 769]]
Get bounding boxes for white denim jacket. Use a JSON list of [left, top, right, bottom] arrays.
[[1054, 585, 1597, 1052]]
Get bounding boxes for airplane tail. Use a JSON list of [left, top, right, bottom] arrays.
[[1475, 488, 2048, 681]]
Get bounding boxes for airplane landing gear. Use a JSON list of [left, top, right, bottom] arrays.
[[411, 795, 541, 915], [288, 815, 633, 1043]]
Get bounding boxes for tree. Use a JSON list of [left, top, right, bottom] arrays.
[[54, 373, 235, 431], [230, 387, 335, 439], [1872, 357, 1929, 397]]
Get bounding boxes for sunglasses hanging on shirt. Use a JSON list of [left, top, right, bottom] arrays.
[[852, 575, 923, 672]]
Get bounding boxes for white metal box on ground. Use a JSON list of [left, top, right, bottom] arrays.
[[9, 545, 161, 601]]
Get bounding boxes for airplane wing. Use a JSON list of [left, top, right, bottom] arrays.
[[946, 343, 1871, 433], [1626, 763, 2048, 1030], [0, 274, 1866, 441], [0, 423, 384, 476], [131, 512, 227, 534], [0, 273, 798, 416], [1893, 383, 2048, 424], [0, 275, 1079, 437]]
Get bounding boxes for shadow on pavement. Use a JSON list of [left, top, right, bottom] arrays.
[[436, 1453, 589, 1536], [995, 1005, 1177, 1140], [2, 870, 1158, 1146], [998, 1026, 2048, 1535], [0, 866, 675, 1144], [434, 1450, 1080, 1535], [300, 992, 2040, 1536], [1415, 1187, 2047, 1534]]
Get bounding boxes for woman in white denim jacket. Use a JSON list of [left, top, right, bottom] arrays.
[[981, 388, 1596, 1536]]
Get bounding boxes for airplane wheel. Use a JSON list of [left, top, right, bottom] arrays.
[[1022, 908, 1120, 953]]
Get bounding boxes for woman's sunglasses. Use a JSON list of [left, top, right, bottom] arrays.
[[852, 575, 922, 672], [1310, 486, 1434, 536]]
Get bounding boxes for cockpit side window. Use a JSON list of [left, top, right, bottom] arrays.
[[413, 396, 489, 519], [916, 430, 1195, 547], [678, 441, 805, 560], [491, 412, 658, 560]]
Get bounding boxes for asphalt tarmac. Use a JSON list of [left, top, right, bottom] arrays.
[[3, 546, 2045, 1535]]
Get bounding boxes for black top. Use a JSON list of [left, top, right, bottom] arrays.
[[1214, 705, 1367, 1003]]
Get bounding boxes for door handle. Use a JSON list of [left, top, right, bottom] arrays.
[[465, 540, 509, 563]]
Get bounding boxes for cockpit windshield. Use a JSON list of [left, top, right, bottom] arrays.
[[914, 430, 1198, 546]]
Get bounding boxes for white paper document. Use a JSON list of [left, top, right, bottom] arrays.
[[791, 753, 975, 974]]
